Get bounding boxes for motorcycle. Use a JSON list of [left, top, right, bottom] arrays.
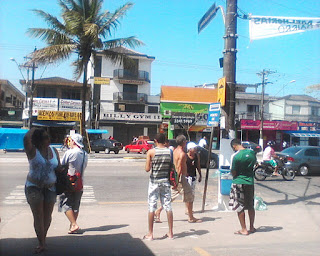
[[254, 156, 295, 181]]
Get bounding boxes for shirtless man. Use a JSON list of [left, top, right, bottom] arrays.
[[155, 135, 201, 223]]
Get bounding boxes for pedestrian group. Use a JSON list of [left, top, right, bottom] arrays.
[[23, 129, 256, 253]]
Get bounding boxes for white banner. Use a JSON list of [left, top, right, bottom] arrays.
[[101, 111, 162, 123], [59, 99, 89, 112], [249, 15, 320, 40]]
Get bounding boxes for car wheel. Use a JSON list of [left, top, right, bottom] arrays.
[[126, 148, 130, 153], [114, 150, 119, 154], [105, 148, 110, 154], [142, 148, 147, 154], [299, 165, 309, 176]]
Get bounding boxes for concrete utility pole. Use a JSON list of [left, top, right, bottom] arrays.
[[257, 69, 275, 149], [222, 0, 238, 138]]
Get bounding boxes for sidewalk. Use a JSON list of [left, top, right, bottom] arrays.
[[1, 197, 319, 256]]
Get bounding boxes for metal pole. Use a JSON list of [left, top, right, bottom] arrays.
[[222, 0, 237, 136], [259, 70, 265, 148], [201, 125, 215, 212]]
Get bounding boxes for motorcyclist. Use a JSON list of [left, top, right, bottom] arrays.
[[262, 141, 280, 176]]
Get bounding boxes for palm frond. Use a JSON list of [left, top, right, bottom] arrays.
[[72, 58, 84, 80], [83, 23, 99, 44], [98, 2, 133, 36], [27, 28, 74, 45], [31, 9, 66, 32], [31, 44, 76, 64], [103, 36, 144, 49]]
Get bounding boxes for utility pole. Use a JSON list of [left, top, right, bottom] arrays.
[[222, 0, 238, 138], [257, 69, 275, 149], [27, 48, 37, 129]]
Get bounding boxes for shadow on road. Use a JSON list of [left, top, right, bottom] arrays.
[[256, 225, 283, 233], [173, 229, 209, 239], [81, 224, 128, 233], [0, 233, 154, 256]]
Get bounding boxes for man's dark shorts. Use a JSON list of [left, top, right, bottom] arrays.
[[229, 184, 254, 212], [58, 191, 83, 213]]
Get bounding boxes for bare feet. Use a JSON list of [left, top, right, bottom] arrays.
[[143, 234, 153, 241], [154, 215, 162, 223], [162, 233, 174, 239], [272, 172, 280, 176], [234, 230, 249, 236], [34, 245, 45, 254], [188, 218, 202, 223], [249, 228, 257, 233]]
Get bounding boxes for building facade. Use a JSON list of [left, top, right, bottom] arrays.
[[88, 47, 161, 145], [0, 80, 25, 127]]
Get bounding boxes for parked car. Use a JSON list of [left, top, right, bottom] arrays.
[[90, 139, 123, 154], [196, 146, 219, 169], [242, 141, 262, 154], [278, 146, 320, 175], [125, 139, 154, 154]]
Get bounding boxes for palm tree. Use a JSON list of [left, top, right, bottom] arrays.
[[27, 0, 143, 138]]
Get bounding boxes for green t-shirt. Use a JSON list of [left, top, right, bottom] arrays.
[[231, 149, 256, 185]]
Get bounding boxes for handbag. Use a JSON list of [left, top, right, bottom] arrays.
[[66, 149, 86, 192]]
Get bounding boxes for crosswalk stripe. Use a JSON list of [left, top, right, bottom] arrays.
[[3, 185, 97, 205]]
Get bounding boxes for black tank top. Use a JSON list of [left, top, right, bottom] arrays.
[[186, 154, 198, 177]]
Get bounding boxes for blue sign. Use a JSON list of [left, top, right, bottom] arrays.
[[198, 3, 219, 33], [207, 103, 221, 127]]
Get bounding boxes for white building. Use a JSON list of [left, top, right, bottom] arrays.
[[88, 47, 161, 145]]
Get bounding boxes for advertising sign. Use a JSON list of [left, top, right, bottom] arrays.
[[37, 110, 81, 121], [217, 77, 226, 107], [94, 77, 110, 85], [171, 112, 195, 125], [102, 111, 162, 123], [241, 120, 298, 130], [59, 99, 89, 112], [207, 103, 221, 127], [31, 98, 58, 110]]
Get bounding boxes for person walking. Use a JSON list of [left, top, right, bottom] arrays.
[[198, 136, 207, 149], [143, 133, 173, 241], [155, 135, 201, 223], [229, 139, 257, 236], [24, 128, 60, 254], [58, 134, 88, 234]]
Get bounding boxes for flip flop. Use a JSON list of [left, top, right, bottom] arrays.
[[234, 230, 249, 236], [161, 234, 174, 240], [142, 235, 153, 241], [68, 227, 81, 234], [188, 218, 202, 223], [154, 216, 162, 223]]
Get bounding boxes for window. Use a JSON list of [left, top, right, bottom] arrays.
[[37, 87, 57, 98], [305, 148, 319, 157], [311, 106, 319, 116], [292, 105, 300, 115], [247, 105, 259, 112], [94, 56, 102, 77], [148, 106, 158, 113], [0, 90, 4, 101], [61, 90, 81, 100]]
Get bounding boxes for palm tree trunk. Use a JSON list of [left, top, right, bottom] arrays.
[[81, 61, 88, 137]]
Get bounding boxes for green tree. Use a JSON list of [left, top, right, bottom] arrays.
[[27, 0, 143, 137]]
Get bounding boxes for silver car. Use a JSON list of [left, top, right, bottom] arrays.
[[278, 146, 320, 176]]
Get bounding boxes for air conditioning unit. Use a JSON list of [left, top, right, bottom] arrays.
[[164, 110, 171, 116]]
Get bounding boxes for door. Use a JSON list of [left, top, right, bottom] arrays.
[[304, 148, 320, 171], [123, 84, 138, 101]]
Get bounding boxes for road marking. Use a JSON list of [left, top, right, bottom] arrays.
[[3, 185, 96, 205], [98, 200, 183, 205], [193, 247, 212, 256]]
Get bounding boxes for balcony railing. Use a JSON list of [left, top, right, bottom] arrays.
[[113, 69, 150, 83], [113, 92, 147, 104]]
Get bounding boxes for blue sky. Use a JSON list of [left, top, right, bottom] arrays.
[[1, 0, 319, 98]]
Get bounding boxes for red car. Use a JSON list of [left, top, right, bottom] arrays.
[[125, 139, 154, 154]]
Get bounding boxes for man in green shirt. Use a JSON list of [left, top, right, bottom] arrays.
[[229, 139, 257, 235]]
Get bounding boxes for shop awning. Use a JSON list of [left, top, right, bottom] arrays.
[[33, 121, 76, 127], [86, 129, 109, 134], [285, 131, 320, 137]]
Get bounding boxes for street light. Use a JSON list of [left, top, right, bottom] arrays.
[[282, 80, 296, 96]]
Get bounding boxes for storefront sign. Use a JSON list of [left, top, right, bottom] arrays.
[[241, 119, 298, 130], [94, 77, 110, 85], [30, 98, 58, 110], [119, 79, 144, 85], [37, 110, 81, 121], [59, 99, 89, 112], [171, 112, 195, 125], [298, 122, 318, 131], [161, 102, 209, 117], [102, 111, 162, 122]]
